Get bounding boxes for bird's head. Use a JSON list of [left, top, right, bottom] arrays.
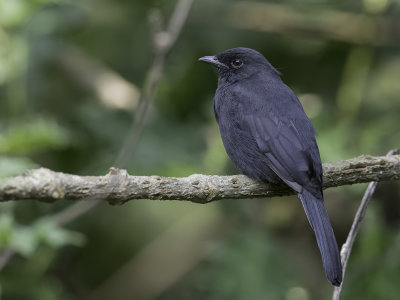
[[199, 47, 280, 84]]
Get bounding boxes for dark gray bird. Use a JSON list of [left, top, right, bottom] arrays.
[[199, 47, 342, 286]]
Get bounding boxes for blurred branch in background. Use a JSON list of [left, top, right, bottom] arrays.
[[47, 0, 193, 221], [226, 2, 400, 46], [116, 0, 194, 167], [56, 46, 140, 111], [48, 0, 194, 225], [333, 149, 399, 300], [1, 153, 399, 203]]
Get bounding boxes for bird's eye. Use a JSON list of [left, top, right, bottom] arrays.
[[231, 58, 243, 68]]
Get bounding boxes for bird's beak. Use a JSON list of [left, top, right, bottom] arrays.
[[198, 56, 228, 69]]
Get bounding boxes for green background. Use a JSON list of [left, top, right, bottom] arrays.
[[1, 0, 400, 299]]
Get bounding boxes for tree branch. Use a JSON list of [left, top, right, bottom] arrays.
[[332, 149, 398, 299], [1, 154, 399, 204]]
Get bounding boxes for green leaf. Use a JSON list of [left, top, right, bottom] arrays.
[[0, 118, 70, 155], [0, 214, 13, 246], [10, 227, 38, 256], [34, 219, 86, 248]]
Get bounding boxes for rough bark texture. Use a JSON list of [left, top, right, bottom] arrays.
[[0, 154, 399, 204]]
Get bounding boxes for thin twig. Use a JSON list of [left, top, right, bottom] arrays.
[[332, 149, 399, 300], [50, 197, 102, 226], [115, 0, 193, 167]]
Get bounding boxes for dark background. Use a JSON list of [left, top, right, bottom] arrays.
[[1, 0, 400, 299]]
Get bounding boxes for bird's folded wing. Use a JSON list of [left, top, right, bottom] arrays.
[[244, 114, 321, 194]]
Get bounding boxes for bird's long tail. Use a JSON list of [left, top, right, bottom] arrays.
[[298, 189, 343, 286]]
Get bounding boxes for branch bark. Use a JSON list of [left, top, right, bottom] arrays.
[[1, 154, 399, 204]]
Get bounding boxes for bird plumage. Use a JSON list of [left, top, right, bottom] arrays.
[[199, 47, 342, 286]]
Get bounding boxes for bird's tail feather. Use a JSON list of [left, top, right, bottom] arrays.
[[298, 189, 342, 286]]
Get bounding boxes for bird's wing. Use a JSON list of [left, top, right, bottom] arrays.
[[244, 112, 322, 196]]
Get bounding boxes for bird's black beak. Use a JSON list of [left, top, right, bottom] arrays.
[[198, 56, 228, 69]]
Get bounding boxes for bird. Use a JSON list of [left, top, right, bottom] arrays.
[[199, 47, 342, 286]]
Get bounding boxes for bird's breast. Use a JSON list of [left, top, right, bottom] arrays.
[[214, 91, 278, 182]]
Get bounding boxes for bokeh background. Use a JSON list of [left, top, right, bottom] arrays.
[[1, 0, 400, 299]]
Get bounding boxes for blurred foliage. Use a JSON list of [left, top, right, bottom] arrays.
[[0, 118, 69, 156], [0, 214, 85, 257], [0, 0, 400, 299]]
